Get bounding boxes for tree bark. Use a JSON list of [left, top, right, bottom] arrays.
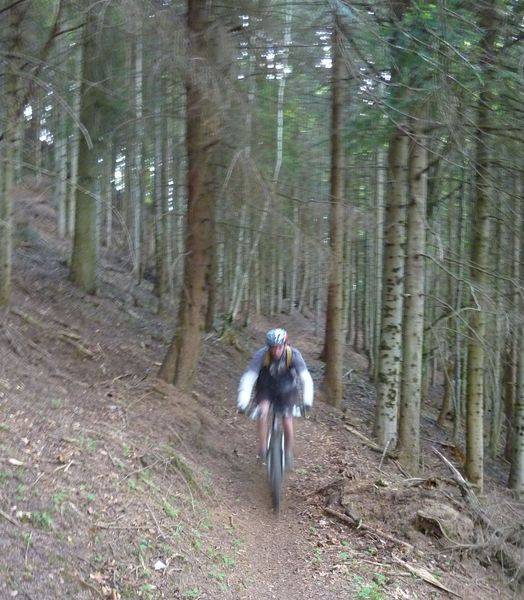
[[372, 146, 386, 381], [158, 0, 220, 391], [374, 129, 408, 447], [397, 116, 428, 474], [465, 0, 497, 493], [505, 181, 522, 461], [130, 25, 144, 283], [69, 4, 101, 294], [323, 16, 346, 408], [153, 71, 170, 315], [0, 4, 25, 306], [508, 324, 524, 495], [67, 35, 84, 238]]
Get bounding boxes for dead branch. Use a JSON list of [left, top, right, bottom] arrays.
[[344, 425, 390, 454], [378, 438, 394, 471], [11, 307, 44, 329], [324, 506, 414, 552], [392, 556, 462, 597], [0, 507, 20, 528], [431, 447, 482, 513], [57, 333, 94, 358], [432, 446, 524, 581], [93, 522, 151, 530], [12, 308, 94, 358], [146, 502, 166, 539], [311, 478, 346, 497]]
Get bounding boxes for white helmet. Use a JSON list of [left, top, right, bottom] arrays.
[[266, 328, 288, 347]]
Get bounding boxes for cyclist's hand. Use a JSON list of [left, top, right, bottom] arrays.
[[237, 395, 249, 414]]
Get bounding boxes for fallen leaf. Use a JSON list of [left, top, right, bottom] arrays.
[[90, 572, 106, 584]]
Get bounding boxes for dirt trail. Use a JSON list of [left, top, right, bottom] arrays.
[[1, 187, 522, 600]]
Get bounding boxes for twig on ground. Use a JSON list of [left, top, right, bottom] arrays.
[[78, 576, 105, 598], [58, 334, 94, 358], [94, 521, 151, 530], [310, 478, 345, 497], [12, 307, 94, 358], [402, 476, 456, 488], [392, 556, 462, 597], [125, 391, 153, 412], [324, 506, 414, 552], [432, 446, 524, 581], [431, 447, 480, 512], [344, 425, 399, 460], [24, 531, 33, 565], [54, 460, 75, 473], [146, 502, 165, 539], [103, 444, 124, 469], [392, 459, 410, 477], [123, 458, 163, 480], [28, 471, 46, 489], [109, 373, 133, 385], [0, 507, 20, 528], [378, 438, 393, 472]]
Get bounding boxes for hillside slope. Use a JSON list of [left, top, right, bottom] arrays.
[[1, 182, 522, 599]]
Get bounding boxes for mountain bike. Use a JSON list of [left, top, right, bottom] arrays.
[[258, 403, 306, 513]]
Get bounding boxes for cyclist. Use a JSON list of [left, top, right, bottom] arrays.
[[236, 328, 314, 468]]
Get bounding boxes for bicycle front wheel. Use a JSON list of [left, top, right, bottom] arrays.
[[268, 427, 284, 512]]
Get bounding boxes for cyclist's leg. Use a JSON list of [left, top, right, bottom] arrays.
[[280, 387, 298, 469], [257, 399, 270, 458], [282, 415, 294, 454]]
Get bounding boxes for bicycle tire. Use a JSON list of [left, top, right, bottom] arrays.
[[268, 424, 284, 512]]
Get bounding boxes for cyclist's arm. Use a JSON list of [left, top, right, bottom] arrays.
[[237, 347, 265, 410], [291, 349, 314, 407]]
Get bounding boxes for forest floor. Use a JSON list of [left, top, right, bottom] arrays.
[[1, 180, 523, 600]]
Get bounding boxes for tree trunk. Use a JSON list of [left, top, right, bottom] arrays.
[[452, 180, 467, 444], [397, 117, 428, 474], [51, 6, 68, 238], [374, 128, 408, 447], [69, 5, 101, 294], [465, 0, 497, 493], [372, 146, 386, 381], [0, 4, 25, 306], [130, 28, 144, 283], [323, 16, 345, 408], [54, 103, 68, 239], [505, 182, 522, 461], [67, 36, 84, 238], [158, 0, 220, 392], [489, 214, 504, 457], [508, 324, 524, 495], [103, 144, 114, 249], [289, 202, 299, 313], [153, 72, 170, 314]]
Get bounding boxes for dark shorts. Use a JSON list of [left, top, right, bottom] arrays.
[[254, 367, 299, 415]]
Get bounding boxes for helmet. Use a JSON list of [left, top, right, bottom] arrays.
[[266, 328, 288, 347]]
